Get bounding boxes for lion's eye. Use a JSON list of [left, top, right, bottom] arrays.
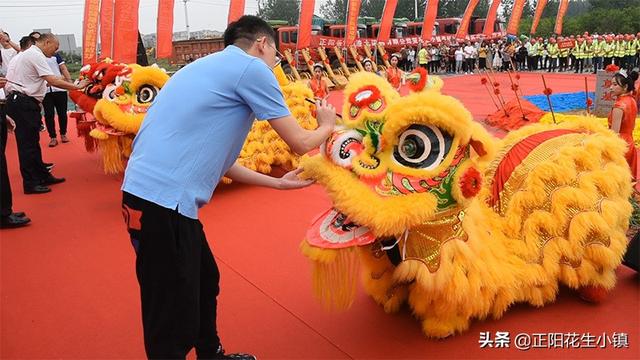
[[393, 124, 453, 169], [137, 85, 158, 103], [321, 129, 364, 169]]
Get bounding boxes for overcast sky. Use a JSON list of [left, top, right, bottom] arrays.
[[0, 0, 325, 43]]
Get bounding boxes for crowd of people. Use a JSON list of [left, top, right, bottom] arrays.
[[392, 32, 640, 75], [1, 30, 87, 229]]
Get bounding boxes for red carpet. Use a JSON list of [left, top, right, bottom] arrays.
[[1, 73, 638, 359]]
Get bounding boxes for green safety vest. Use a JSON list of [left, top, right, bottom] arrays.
[[584, 43, 594, 58], [627, 39, 638, 56], [615, 40, 627, 57], [573, 42, 586, 59], [604, 42, 615, 57], [547, 44, 559, 58], [595, 41, 606, 57], [559, 46, 569, 57]]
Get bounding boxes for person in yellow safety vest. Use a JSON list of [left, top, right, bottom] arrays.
[[558, 36, 570, 72], [573, 36, 586, 73], [603, 36, 615, 67], [635, 33, 640, 69], [593, 35, 605, 73], [615, 34, 627, 68], [547, 37, 559, 72], [625, 34, 637, 71], [417, 45, 429, 70], [585, 37, 595, 73]]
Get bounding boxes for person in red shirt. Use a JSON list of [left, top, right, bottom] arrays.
[[608, 69, 639, 178], [309, 63, 329, 100], [386, 53, 403, 91]]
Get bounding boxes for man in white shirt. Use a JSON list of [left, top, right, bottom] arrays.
[[43, 53, 72, 147], [463, 42, 475, 74], [5, 33, 87, 194], [0, 31, 19, 76]]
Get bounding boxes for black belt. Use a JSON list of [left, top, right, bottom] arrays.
[[8, 91, 40, 106]]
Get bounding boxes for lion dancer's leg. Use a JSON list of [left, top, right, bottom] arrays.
[[358, 242, 408, 313]]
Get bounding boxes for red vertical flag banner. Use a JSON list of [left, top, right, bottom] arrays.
[[530, 0, 548, 35], [421, 0, 439, 41], [228, 0, 246, 24], [345, 0, 362, 46], [506, 0, 526, 35], [554, 0, 570, 35], [377, 0, 399, 43], [82, 0, 100, 64], [156, 0, 175, 59], [99, 0, 114, 59], [297, 0, 315, 49], [113, 0, 140, 63], [456, 0, 480, 39], [483, 0, 501, 36]]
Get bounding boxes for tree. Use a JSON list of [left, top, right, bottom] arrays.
[[257, 0, 300, 24]]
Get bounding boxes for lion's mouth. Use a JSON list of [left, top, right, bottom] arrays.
[[306, 208, 376, 248]]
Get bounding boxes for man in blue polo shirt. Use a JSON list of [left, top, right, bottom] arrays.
[[121, 16, 336, 360]]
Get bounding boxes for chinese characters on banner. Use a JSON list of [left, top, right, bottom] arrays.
[[595, 70, 616, 116], [82, 0, 100, 64], [345, 0, 362, 46]]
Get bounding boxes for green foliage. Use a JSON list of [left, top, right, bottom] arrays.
[[257, 0, 300, 25], [519, 4, 640, 36]]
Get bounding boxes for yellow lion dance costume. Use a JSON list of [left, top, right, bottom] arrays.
[[90, 64, 169, 174], [300, 72, 633, 338]]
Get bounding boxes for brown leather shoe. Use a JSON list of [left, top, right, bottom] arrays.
[[61, 134, 69, 143], [48, 138, 58, 147]]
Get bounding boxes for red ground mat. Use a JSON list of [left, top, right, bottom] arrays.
[[1, 73, 638, 359]]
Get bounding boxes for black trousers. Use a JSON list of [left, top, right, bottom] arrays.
[[548, 58, 557, 72], [1, 103, 12, 217], [43, 91, 68, 138], [122, 192, 221, 359], [574, 58, 584, 73], [4, 93, 48, 189], [604, 57, 613, 66]]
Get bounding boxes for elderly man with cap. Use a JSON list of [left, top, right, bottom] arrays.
[[4, 33, 88, 194]]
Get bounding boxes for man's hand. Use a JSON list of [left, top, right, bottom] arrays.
[[0, 76, 6, 89], [6, 116, 16, 132], [76, 78, 91, 90], [315, 99, 336, 129], [277, 168, 314, 190]]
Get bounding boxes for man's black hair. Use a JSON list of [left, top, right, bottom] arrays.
[[223, 15, 275, 48], [19, 36, 34, 50]]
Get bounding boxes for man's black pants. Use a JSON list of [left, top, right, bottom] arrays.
[[1, 103, 13, 217], [43, 91, 68, 139], [122, 192, 221, 359], [4, 93, 48, 189]]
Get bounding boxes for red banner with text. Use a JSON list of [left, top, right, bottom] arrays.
[[530, 0, 548, 35], [506, 0, 526, 35], [377, 0, 398, 43], [421, 0, 439, 41], [483, 0, 501, 36], [156, 0, 174, 59], [82, 0, 100, 64], [99, 0, 114, 59], [297, 0, 315, 49], [456, 0, 480, 39], [554, 0, 570, 35], [113, 0, 140, 63], [227, 0, 245, 25], [346, 0, 362, 46]]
